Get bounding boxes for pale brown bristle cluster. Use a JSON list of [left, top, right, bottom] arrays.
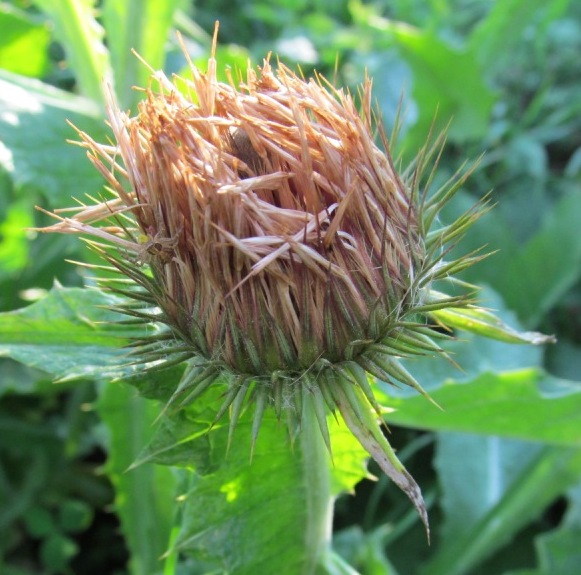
[[54, 53, 423, 379]]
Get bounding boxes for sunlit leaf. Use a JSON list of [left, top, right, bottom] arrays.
[[0, 7, 51, 77], [0, 285, 142, 380]]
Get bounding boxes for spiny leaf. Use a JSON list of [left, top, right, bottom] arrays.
[[212, 376, 244, 428], [413, 293, 471, 314], [368, 341, 423, 358], [387, 328, 444, 354], [167, 364, 220, 409], [342, 361, 383, 418], [227, 378, 252, 453], [372, 353, 441, 408], [271, 373, 285, 420], [126, 352, 192, 372], [250, 386, 268, 459], [304, 381, 333, 458]]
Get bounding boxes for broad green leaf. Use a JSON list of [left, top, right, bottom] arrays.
[[422, 445, 581, 575], [0, 6, 51, 77], [136, 387, 369, 491], [0, 285, 143, 380], [0, 70, 107, 204], [136, 385, 368, 575], [380, 369, 581, 446], [123, 364, 186, 403], [97, 381, 177, 575], [176, 413, 365, 575], [533, 483, 581, 574], [102, 0, 183, 110], [567, 482, 581, 524], [32, 0, 110, 104]]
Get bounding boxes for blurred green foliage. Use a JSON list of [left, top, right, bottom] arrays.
[[1, 0, 581, 574]]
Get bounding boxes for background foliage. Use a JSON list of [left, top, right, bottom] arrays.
[[1, 0, 580, 574]]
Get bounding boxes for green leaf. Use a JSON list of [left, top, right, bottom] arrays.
[[0, 70, 107, 204], [102, 0, 183, 110], [124, 364, 186, 403], [534, 483, 581, 574], [380, 369, 581, 446], [97, 381, 177, 575], [136, 385, 368, 575], [32, 0, 110, 104], [0, 360, 51, 396], [422, 445, 581, 575], [547, 340, 581, 382], [0, 6, 51, 77], [0, 285, 143, 380]]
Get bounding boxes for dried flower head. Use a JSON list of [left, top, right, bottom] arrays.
[[41, 30, 553, 537]]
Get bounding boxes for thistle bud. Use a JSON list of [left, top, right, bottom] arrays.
[[42, 32, 553, 537]]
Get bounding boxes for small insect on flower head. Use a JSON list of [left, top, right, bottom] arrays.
[[41, 26, 554, 539]]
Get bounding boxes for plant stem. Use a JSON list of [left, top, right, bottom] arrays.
[[300, 393, 334, 574]]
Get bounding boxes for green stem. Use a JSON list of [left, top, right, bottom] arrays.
[[300, 393, 334, 574]]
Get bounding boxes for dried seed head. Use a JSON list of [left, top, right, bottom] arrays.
[[41, 31, 554, 537], [60, 56, 424, 378]]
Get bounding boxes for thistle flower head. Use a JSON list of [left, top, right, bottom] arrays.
[[42, 32, 553, 537]]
